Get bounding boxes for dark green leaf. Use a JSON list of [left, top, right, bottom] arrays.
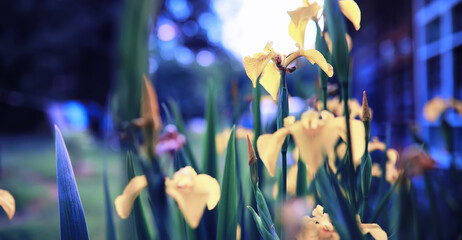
[[55, 126, 89, 240], [216, 126, 237, 240], [296, 159, 308, 197], [203, 84, 218, 178], [247, 206, 279, 240]]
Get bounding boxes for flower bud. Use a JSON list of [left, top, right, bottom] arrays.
[[247, 135, 258, 186]]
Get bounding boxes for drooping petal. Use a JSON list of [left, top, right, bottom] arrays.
[[339, 0, 361, 31], [166, 179, 209, 228], [0, 189, 15, 219], [288, 18, 310, 48], [288, 120, 337, 174], [285, 49, 334, 77], [243, 44, 275, 87], [288, 2, 319, 48], [165, 167, 214, 229], [194, 174, 221, 210], [114, 175, 148, 219], [259, 61, 281, 100], [334, 117, 366, 166], [288, 3, 320, 27], [257, 128, 291, 176], [360, 223, 388, 240]]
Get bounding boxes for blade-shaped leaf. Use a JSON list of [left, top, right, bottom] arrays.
[[247, 206, 279, 240], [55, 125, 89, 240], [296, 159, 308, 197], [216, 126, 237, 240], [103, 158, 116, 240], [203, 84, 218, 178]]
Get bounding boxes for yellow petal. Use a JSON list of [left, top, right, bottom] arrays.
[[284, 116, 296, 127], [236, 127, 254, 140], [334, 117, 365, 167], [257, 128, 290, 176], [423, 97, 448, 122], [339, 0, 361, 31], [114, 175, 148, 219], [387, 149, 399, 165], [288, 18, 310, 48], [194, 174, 221, 210], [288, 120, 337, 174], [166, 168, 216, 228], [285, 49, 333, 77], [0, 189, 15, 219], [166, 182, 209, 228], [371, 163, 383, 178], [368, 137, 386, 152], [259, 61, 281, 100], [288, 3, 320, 27], [360, 223, 388, 240]]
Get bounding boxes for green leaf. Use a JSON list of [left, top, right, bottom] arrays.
[[360, 154, 372, 198], [112, 0, 159, 124], [296, 159, 308, 197], [103, 158, 116, 240], [203, 84, 218, 178], [254, 186, 273, 231], [247, 206, 279, 240], [370, 178, 399, 223], [324, 0, 350, 83], [55, 125, 89, 240], [216, 126, 237, 240], [315, 164, 363, 240], [127, 152, 152, 240], [167, 99, 199, 171]]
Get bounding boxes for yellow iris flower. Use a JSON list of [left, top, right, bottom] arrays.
[[0, 189, 15, 219], [297, 205, 387, 240], [257, 110, 365, 177], [243, 42, 333, 100], [114, 166, 220, 228], [288, 0, 361, 49]]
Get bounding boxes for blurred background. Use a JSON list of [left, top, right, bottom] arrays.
[[0, 0, 461, 239]]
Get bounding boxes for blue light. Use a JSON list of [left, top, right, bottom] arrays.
[[182, 20, 199, 37], [175, 46, 194, 65], [166, 0, 192, 21], [63, 101, 89, 131]]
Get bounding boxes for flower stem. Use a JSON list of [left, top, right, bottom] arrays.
[[277, 70, 288, 240]]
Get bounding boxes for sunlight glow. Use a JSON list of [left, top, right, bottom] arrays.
[[213, 0, 325, 61]]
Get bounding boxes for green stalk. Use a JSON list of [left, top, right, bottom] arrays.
[[253, 77, 264, 187]]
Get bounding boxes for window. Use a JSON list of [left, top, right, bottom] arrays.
[[455, 46, 462, 99], [427, 56, 441, 99], [453, 2, 462, 33], [426, 18, 440, 44]]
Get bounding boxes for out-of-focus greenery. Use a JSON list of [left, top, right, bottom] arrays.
[[0, 133, 123, 239]]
